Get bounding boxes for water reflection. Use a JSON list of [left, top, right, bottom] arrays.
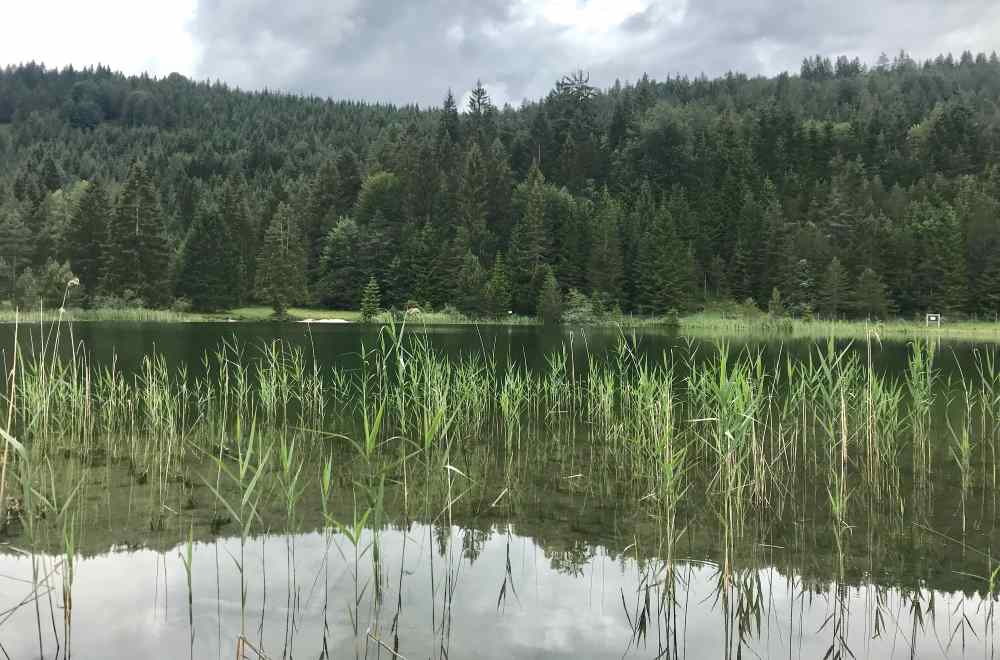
[[2, 524, 996, 659]]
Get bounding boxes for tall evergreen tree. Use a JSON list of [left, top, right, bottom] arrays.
[[483, 253, 511, 319], [360, 276, 381, 322], [454, 249, 486, 316], [103, 161, 171, 306], [818, 257, 849, 318], [65, 180, 109, 302], [304, 158, 340, 282], [217, 179, 254, 305], [177, 203, 242, 311], [459, 143, 492, 259], [255, 203, 307, 317], [536, 266, 563, 324], [587, 190, 624, 305], [507, 163, 548, 314], [855, 267, 890, 319], [0, 208, 32, 303], [634, 204, 693, 313]]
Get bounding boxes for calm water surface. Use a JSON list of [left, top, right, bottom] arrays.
[[1, 322, 998, 659]]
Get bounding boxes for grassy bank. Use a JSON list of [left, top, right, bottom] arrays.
[[680, 312, 1000, 341], [3, 303, 1000, 341]]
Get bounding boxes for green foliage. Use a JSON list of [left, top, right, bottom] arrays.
[[454, 250, 486, 316], [3, 57, 1000, 319], [102, 161, 171, 307], [507, 163, 547, 314], [0, 207, 31, 302], [177, 203, 242, 311], [768, 287, 785, 318], [16, 260, 79, 309], [255, 203, 307, 317], [360, 276, 381, 322], [483, 253, 511, 319], [818, 257, 849, 319], [855, 268, 890, 320], [563, 288, 596, 324], [536, 267, 562, 324]]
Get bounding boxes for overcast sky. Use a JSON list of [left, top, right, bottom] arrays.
[[3, 0, 999, 107]]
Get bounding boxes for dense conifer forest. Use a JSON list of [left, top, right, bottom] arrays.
[[2, 50, 1000, 319]]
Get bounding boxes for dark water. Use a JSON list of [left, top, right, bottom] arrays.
[[2, 322, 999, 659], [0, 320, 988, 377]]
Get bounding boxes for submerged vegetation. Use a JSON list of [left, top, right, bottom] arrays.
[[3, 318, 1000, 657]]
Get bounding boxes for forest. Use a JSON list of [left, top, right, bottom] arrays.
[[1, 50, 1000, 320]]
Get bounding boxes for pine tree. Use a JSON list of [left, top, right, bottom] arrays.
[[0, 208, 32, 302], [786, 258, 815, 317], [360, 276, 381, 322], [334, 149, 362, 218], [977, 251, 1000, 317], [536, 266, 562, 324], [485, 138, 514, 252], [177, 203, 242, 311], [103, 161, 171, 306], [459, 143, 492, 259], [587, 189, 624, 305], [304, 159, 340, 282], [317, 217, 363, 309], [634, 204, 693, 313], [437, 90, 461, 149], [818, 257, 849, 318], [730, 240, 753, 301], [483, 253, 511, 319], [66, 180, 109, 303], [454, 249, 486, 316], [855, 267, 890, 319], [507, 163, 548, 314], [218, 179, 254, 305], [466, 80, 497, 147], [255, 203, 307, 317]]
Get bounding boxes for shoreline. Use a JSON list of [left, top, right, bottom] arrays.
[[2, 306, 1000, 341]]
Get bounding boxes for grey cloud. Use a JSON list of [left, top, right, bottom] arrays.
[[190, 0, 1000, 107]]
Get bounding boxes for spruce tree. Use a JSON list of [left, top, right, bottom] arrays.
[[483, 253, 511, 319], [634, 205, 692, 313], [103, 161, 171, 306], [587, 189, 624, 305], [360, 276, 381, 322], [66, 180, 109, 303], [730, 240, 753, 301], [177, 203, 242, 311], [818, 257, 849, 318], [455, 249, 486, 316], [459, 143, 492, 259], [0, 208, 33, 303], [255, 203, 307, 317], [317, 218, 361, 308], [507, 163, 547, 314], [304, 159, 340, 283], [855, 267, 890, 319], [218, 179, 254, 305], [334, 149, 362, 218], [977, 241, 1000, 317], [536, 266, 562, 324]]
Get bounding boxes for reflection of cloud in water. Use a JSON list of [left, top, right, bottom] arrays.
[[0, 526, 993, 659]]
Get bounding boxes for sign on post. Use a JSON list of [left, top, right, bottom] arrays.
[[926, 313, 941, 327]]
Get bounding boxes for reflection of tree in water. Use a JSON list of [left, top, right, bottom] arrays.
[[461, 527, 490, 563], [545, 539, 594, 577], [434, 522, 451, 558]]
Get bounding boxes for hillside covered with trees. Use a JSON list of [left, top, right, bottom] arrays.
[[2, 50, 1000, 320]]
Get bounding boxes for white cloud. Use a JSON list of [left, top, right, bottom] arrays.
[[0, 0, 198, 77]]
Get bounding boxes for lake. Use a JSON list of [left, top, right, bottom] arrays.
[[1, 322, 998, 659]]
